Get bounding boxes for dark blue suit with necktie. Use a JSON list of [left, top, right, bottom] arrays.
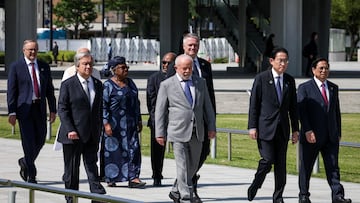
[[7, 57, 57, 181], [297, 79, 345, 200], [248, 69, 299, 201]]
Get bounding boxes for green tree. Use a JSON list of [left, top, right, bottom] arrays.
[[331, 0, 360, 60], [53, 0, 97, 39], [105, 0, 159, 38]]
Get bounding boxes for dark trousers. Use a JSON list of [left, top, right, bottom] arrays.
[[18, 103, 46, 179], [252, 126, 288, 202], [299, 138, 344, 200], [150, 126, 165, 179], [62, 137, 101, 195]]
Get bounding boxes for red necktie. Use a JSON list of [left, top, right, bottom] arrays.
[[31, 63, 40, 98], [321, 83, 328, 106]]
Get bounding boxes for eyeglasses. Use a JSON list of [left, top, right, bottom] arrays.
[[25, 48, 38, 52], [317, 66, 329, 71], [162, 61, 172, 65], [118, 65, 129, 70], [275, 59, 289, 64]]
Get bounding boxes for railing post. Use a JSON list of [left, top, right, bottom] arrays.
[[29, 189, 34, 203], [211, 136, 217, 159], [46, 120, 51, 140], [8, 191, 16, 203], [296, 142, 300, 172], [313, 156, 319, 174], [228, 132, 232, 161]]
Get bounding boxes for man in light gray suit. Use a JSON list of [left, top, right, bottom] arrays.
[[155, 54, 216, 203]]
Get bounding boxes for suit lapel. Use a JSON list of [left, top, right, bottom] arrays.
[[172, 75, 192, 108], [266, 70, 281, 105], [310, 79, 328, 108], [282, 74, 290, 101], [74, 76, 92, 107], [328, 82, 335, 106], [38, 63, 46, 97]]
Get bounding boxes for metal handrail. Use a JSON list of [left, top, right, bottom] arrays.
[[209, 128, 360, 174], [0, 179, 140, 203]]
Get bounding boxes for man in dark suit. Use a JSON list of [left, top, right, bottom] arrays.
[[167, 33, 216, 200], [155, 54, 216, 203], [146, 52, 176, 187], [7, 39, 57, 183], [58, 52, 105, 203], [297, 58, 352, 203], [247, 47, 299, 203]]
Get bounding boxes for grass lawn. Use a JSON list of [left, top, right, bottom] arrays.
[[1, 114, 359, 183]]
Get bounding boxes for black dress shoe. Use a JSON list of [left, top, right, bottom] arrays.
[[27, 178, 37, 184], [18, 158, 28, 181], [169, 191, 180, 203], [107, 182, 116, 187], [153, 179, 162, 187], [332, 197, 352, 203], [128, 180, 146, 188], [90, 182, 106, 194], [299, 195, 311, 203], [275, 199, 284, 203], [192, 193, 203, 203], [247, 184, 258, 201]]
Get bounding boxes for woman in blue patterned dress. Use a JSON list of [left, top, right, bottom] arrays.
[[102, 56, 145, 188]]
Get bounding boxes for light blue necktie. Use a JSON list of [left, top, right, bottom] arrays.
[[184, 80, 193, 106]]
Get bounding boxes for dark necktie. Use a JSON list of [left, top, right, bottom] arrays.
[[184, 80, 193, 106], [193, 60, 200, 77], [31, 63, 40, 98], [84, 80, 91, 102], [321, 83, 328, 106], [276, 76, 282, 102]]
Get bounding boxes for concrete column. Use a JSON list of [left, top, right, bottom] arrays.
[[302, 0, 331, 59], [5, 0, 37, 71], [159, 0, 188, 61], [238, 0, 246, 67], [271, 0, 302, 77]]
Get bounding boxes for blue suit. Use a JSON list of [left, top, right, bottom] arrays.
[[297, 79, 345, 200], [7, 57, 56, 179]]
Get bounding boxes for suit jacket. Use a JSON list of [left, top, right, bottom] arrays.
[[7, 58, 57, 120], [167, 57, 216, 112], [57, 75, 103, 144], [297, 79, 341, 144], [155, 74, 216, 143], [146, 70, 166, 128], [248, 69, 299, 141]]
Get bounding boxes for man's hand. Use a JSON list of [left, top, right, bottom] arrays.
[[67, 131, 79, 140], [291, 131, 299, 144], [49, 112, 56, 124], [249, 129, 258, 140], [156, 136, 166, 146], [8, 115, 16, 126], [208, 131, 216, 139], [305, 130, 316, 143]]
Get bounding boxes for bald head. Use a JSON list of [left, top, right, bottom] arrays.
[[161, 52, 176, 73], [174, 54, 193, 80]]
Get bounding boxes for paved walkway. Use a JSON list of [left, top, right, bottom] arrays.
[[0, 138, 359, 203]]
